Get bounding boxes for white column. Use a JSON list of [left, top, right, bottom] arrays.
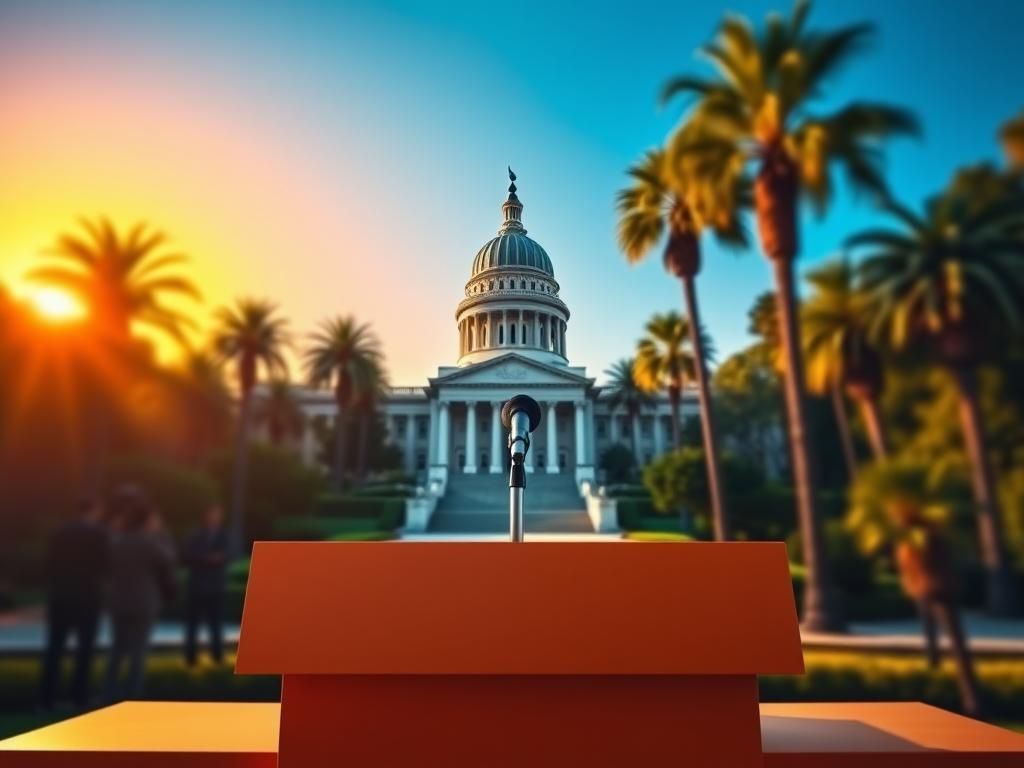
[[437, 402, 450, 467], [574, 402, 586, 467], [561, 320, 567, 357], [654, 411, 665, 457], [610, 411, 621, 444], [585, 399, 596, 464], [502, 310, 507, 346], [405, 415, 416, 472], [489, 401, 502, 473], [534, 312, 541, 349], [464, 401, 478, 473], [428, 399, 439, 464], [546, 401, 559, 473]]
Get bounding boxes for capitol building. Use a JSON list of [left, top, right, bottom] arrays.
[[290, 172, 697, 532]]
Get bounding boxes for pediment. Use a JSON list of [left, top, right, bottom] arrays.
[[431, 354, 592, 388]]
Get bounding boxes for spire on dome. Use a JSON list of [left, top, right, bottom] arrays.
[[500, 166, 526, 234]]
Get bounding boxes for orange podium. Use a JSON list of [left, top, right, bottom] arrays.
[[235, 541, 804, 767]]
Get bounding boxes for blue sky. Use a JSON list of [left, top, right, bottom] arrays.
[[1, 0, 1021, 382]]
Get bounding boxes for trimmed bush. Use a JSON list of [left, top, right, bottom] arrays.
[[272, 516, 393, 540], [314, 494, 405, 529]]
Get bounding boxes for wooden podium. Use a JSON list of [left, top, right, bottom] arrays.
[[236, 541, 804, 767]]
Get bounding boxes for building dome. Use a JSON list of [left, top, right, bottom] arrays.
[[469, 168, 554, 277], [455, 169, 570, 368], [471, 232, 553, 277]]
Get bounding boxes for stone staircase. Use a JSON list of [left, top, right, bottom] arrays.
[[429, 472, 592, 534]]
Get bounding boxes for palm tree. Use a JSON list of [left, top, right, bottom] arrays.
[[847, 457, 981, 715], [353, 358, 388, 481], [256, 379, 305, 447], [634, 311, 701, 455], [29, 217, 200, 346], [1001, 110, 1024, 173], [304, 316, 382, 491], [603, 358, 655, 467], [617, 146, 742, 540], [211, 298, 290, 554], [802, 259, 888, 474], [662, 0, 919, 630], [849, 187, 1024, 616]]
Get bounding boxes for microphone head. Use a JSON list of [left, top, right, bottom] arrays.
[[501, 394, 542, 432]]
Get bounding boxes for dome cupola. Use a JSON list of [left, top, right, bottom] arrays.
[[456, 169, 570, 368], [470, 168, 555, 277]]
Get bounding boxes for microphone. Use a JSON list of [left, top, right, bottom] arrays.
[[501, 395, 542, 466]]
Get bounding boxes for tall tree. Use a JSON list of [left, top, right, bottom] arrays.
[[211, 298, 289, 554], [353, 358, 389, 481], [603, 358, 654, 467], [634, 312, 703, 463], [29, 217, 201, 486], [802, 259, 888, 471], [850, 185, 1024, 615], [663, 0, 918, 629], [617, 145, 743, 540], [304, 316, 382, 491], [30, 217, 199, 346], [847, 457, 981, 715], [256, 379, 305, 447]]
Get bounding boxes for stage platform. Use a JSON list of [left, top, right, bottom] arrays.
[[2, 700, 1023, 766]]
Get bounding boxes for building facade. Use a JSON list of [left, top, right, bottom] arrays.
[[290, 172, 697, 493]]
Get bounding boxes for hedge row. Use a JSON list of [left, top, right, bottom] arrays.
[[314, 494, 405, 529]]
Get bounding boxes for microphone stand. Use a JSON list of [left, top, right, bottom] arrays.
[[509, 434, 528, 542]]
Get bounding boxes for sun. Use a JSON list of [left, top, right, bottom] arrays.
[[28, 287, 87, 323]]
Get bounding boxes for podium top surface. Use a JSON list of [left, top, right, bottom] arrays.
[[235, 541, 803, 675], [4, 701, 1024, 767]]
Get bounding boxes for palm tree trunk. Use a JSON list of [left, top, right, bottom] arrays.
[[830, 382, 857, 482], [681, 275, 730, 541], [771, 257, 844, 632], [930, 599, 983, 716], [333, 408, 349, 492], [951, 367, 1017, 616], [227, 391, 253, 556], [668, 386, 681, 449], [630, 411, 641, 467], [857, 395, 888, 460], [357, 413, 369, 481]]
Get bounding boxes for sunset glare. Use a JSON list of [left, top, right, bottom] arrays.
[[27, 287, 86, 323]]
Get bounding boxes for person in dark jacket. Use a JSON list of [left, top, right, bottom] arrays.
[[182, 504, 228, 666], [102, 486, 177, 702], [40, 497, 109, 710]]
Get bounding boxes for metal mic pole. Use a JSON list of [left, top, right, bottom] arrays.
[[501, 395, 542, 542]]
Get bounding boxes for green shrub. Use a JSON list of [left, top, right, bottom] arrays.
[[346, 484, 415, 498], [314, 494, 405, 529], [209, 443, 327, 543], [272, 516, 393, 540], [616, 498, 659, 530]]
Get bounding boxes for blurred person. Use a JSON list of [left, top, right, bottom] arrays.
[[102, 487, 177, 702], [182, 503, 228, 666], [40, 497, 109, 710]]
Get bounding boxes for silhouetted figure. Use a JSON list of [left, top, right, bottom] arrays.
[[183, 504, 228, 666], [40, 497, 109, 710], [102, 487, 176, 702]]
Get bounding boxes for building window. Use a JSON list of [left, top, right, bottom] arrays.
[[499, 280, 505, 289], [596, 418, 606, 438], [510, 324, 517, 344], [530, 281, 536, 290], [537, 451, 546, 468], [416, 453, 426, 470], [520, 279, 526, 289], [559, 451, 567, 471], [521, 323, 526, 344], [458, 452, 465, 470], [417, 417, 427, 439], [481, 452, 489, 468], [499, 325, 504, 344], [489, 280, 494, 290], [642, 417, 652, 437]]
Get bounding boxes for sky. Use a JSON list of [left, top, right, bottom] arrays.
[[1, 0, 1022, 384]]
